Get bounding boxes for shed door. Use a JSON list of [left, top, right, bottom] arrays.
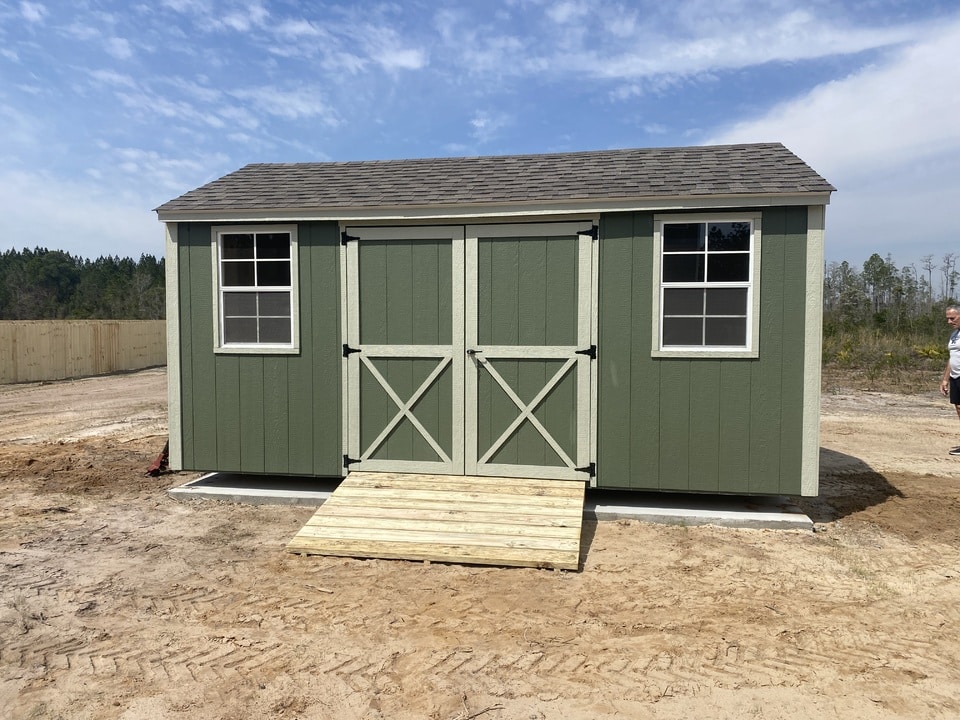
[[344, 226, 464, 475], [344, 222, 595, 481], [465, 223, 595, 480]]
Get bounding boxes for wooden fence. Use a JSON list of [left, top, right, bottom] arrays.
[[0, 320, 166, 384]]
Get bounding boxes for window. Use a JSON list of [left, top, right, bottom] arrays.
[[653, 215, 760, 357], [213, 225, 298, 352]]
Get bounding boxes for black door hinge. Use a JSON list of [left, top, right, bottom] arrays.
[[341, 231, 358, 245], [577, 225, 599, 240], [343, 454, 361, 468], [575, 462, 596, 477], [575, 344, 597, 360], [343, 344, 361, 357]]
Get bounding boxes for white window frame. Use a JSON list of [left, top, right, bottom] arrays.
[[212, 224, 300, 354], [652, 213, 761, 358]]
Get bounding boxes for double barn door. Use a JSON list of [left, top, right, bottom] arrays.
[[343, 222, 596, 481]]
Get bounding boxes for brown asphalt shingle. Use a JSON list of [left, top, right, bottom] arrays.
[[155, 143, 834, 215]]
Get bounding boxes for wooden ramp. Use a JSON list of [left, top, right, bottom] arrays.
[[286, 472, 585, 570]]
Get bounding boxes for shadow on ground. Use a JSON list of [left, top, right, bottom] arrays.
[[796, 447, 905, 524], [578, 519, 598, 570]]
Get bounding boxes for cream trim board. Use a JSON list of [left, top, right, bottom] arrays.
[[465, 220, 595, 239], [588, 222, 600, 487], [651, 213, 762, 359], [339, 228, 350, 475], [344, 228, 361, 472], [576, 229, 593, 476], [801, 205, 825, 497], [210, 224, 300, 354], [156, 192, 832, 224], [164, 223, 183, 470]]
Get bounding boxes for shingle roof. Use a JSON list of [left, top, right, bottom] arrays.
[[155, 143, 834, 215]]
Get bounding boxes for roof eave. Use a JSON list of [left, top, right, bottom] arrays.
[[155, 191, 833, 224]]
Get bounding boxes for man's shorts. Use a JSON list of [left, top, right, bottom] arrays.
[[949, 376, 960, 405]]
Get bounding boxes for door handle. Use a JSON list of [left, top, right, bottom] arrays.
[[466, 348, 482, 356]]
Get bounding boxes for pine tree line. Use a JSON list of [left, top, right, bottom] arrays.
[[2, 246, 955, 331], [0, 247, 165, 320], [824, 252, 958, 337]]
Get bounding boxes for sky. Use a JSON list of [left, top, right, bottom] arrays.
[[1, 0, 959, 272]]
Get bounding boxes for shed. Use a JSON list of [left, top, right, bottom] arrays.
[[156, 143, 833, 501]]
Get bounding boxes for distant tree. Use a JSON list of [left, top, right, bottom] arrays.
[[921, 255, 936, 303], [942, 253, 957, 301]]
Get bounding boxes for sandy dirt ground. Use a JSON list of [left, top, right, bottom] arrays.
[[2, 369, 960, 719]]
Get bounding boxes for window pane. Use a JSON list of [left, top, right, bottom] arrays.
[[663, 288, 704, 315], [222, 234, 254, 259], [662, 254, 705, 283], [662, 317, 703, 345], [223, 291, 257, 316], [259, 318, 291, 343], [223, 317, 257, 343], [705, 288, 747, 315], [258, 291, 290, 316], [663, 223, 705, 252], [223, 261, 255, 286], [257, 260, 291, 286], [707, 253, 749, 282], [707, 222, 750, 251], [705, 317, 747, 345], [256, 233, 290, 259]]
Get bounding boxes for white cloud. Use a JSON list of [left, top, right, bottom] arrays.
[[374, 46, 427, 71], [159, 0, 210, 16], [470, 110, 512, 144], [340, 22, 428, 72], [160, 76, 222, 104], [583, 12, 919, 80], [19, 1, 47, 23], [274, 18, 325, 39], [88, 68, 137, 88], [0, 170, 164, 259], [63, 22, 100, 41], [229, 86, 339, 124], [105, 37, 133, 60], [546, 1, 589, 24], [0, 102, 41, 151], [219, 2, 268, 32], [115, 89, 220, 129], [217, 104, 259, 131], [706, 17, 960, 264]]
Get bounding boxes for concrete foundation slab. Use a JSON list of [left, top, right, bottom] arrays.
[[168, 473, 812, 531]]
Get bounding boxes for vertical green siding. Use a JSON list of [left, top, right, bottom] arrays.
[[176, 221, 342, 477], [180, 222, 218, 472], [597, 207, 810, 495]]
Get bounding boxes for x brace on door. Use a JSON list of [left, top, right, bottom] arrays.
[[473, 354, 578, 469], [358, 354, 452, 464]]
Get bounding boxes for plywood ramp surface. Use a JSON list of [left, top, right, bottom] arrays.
[[286, 472, 585, 570]]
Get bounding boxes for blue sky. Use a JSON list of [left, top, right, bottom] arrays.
[[1, 0, 959, 272]]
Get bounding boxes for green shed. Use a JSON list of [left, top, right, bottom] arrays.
[[156, 143, 833, 498]]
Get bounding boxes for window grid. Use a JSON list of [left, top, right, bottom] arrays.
[[659, 220, 753, 350], [216, 229, 296, 349]]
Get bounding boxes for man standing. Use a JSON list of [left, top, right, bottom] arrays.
[[940, 305, 960, 455]]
